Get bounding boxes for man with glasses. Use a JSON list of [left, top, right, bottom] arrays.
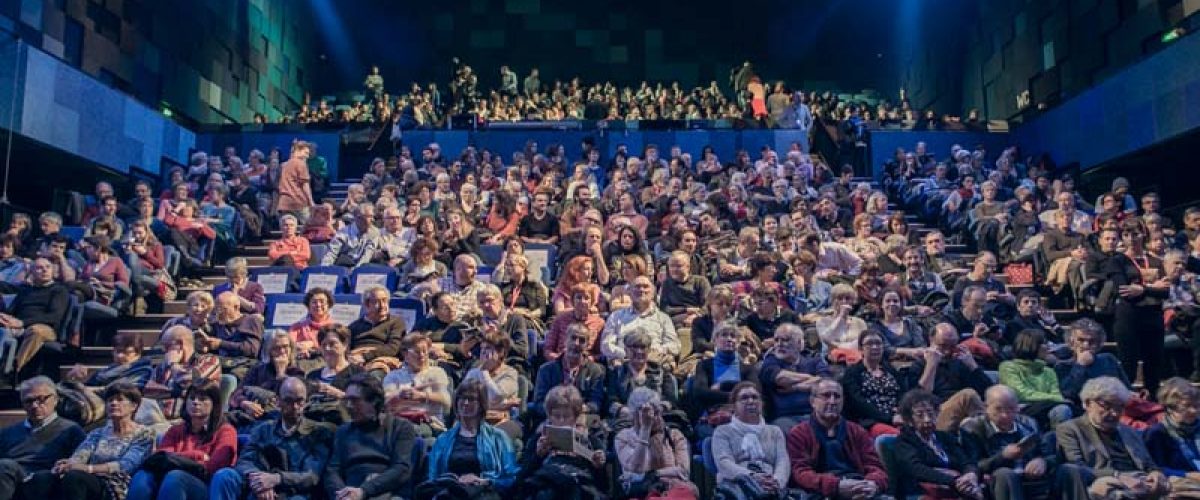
[[347, 287, 407, 374], [960, 385, 1061, 500], [0, 376, 85, 500], [1057, 376, 1168, 500], [210, 377, 335, 500], [374, 207, 414, 267], [321, 204, 381, 268], [787, 378, 887, 499]]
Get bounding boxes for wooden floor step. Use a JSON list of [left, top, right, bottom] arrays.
[[0, 410, 25, 427], [116, 329, 162, 347], [164, 300, 187, 315]]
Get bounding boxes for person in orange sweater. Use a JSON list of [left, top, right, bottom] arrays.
[[268, 214, 311, 268], [128, 379, 237, 500]]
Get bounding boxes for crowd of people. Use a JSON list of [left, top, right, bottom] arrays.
[[0, 125, 1197, 500]]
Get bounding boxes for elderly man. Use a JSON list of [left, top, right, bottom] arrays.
[[202, 291, 265, 378], [907, 323, 991, 431], [347, 286, 406, 372], [531, 324, 606, 420], [323, 374, 416, 500], [961, 385, 1060, 500], [321, 204, 381, 268], [0, 376, 86, 500], [1057, 376, 1169, 500], [374, 206, 414, 267], [760, 324, 831, 432], [1040, 191, 1093, 234], [600, 275, 679, 366], [3, 257, 71, 376], [210, 377, 335, 500], [788, 378, 888, 498], [950, 252, 1013, 309], [413, 292, 474, 365], [436, 254, 487, 319]]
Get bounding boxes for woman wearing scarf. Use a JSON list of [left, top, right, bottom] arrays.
[[687, 324, 758, 438], [1144, 377, 1200, 495], [712, 382, 789, 499]]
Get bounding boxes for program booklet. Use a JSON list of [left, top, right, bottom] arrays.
[[545, 425, 592, 457]]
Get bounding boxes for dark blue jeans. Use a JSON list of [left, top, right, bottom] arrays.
[[128, 469, 208, 500]]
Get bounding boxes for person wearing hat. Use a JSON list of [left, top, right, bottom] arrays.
[[1096, 177, 1136, 215]]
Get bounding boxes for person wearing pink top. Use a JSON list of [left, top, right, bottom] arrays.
[[288, 288, 336, 367]]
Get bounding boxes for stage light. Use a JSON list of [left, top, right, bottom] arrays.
[[1162, 28, 1185, 43]]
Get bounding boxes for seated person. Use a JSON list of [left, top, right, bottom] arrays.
[[898, 245, 947, 306], [1005, 289, 1066, 346], [691, 285, 737, 356], [78, 235, 130, 306], [305, 325, 367, 423], [268, 214, 312, 268], [324, 374, 417, 500], [143, 325, 222, 420], [842, 329, 909, 437], [419, 379, 520, 499], [496, 254, 547, 320], [459, 333, 523, 441], [346, 287, 407, 373], [210, 377, 336, 500], [905, 323, 990, 431], [1143, 377, 1200, 492], [998, 329, 1073, 427], [1057, 376, 1170, 499], [687, 324, 759, 430], [228, 332, 305, 428], [382, 333, 453, 436], [871, 288, 928, 361], [600, 276, 679, 367], [63, 330, 153, 390], [960, 385, 1061, 500], [517, 386, 607, 499], [302, 202, 337, 244], [950, 251, 1013, 309], [435, 254, 488, 319], [613, 388, 698, 498], [288, 288, 337, 365], [399, 238, 448, 296], [531, 324, 605, 421], [1054, 319, 1132, 406], [741, 286, 800, 342], [815, 283, 869, 364], [321, 204, 381, 268], [203, 291, 265, 379], [414, 292, 475, 365], [0, 234, 28, 293], [788, 378, 888, 499], [543, 284, 604, 362], [945, 286, 1004, 368], [210, 257, 266, 316], [712, 382, 791, 498], [36, 383, 154, 500], [0, 376, 86, 500], [759, 323, 831, 433], [606, 331, 680, 422], [2, 257, 70, 376], [475, 284, 531, 370], [893, 389, 984, 499], [128, 380, 238, 500]]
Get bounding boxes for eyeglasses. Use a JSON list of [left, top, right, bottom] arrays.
[[21, 394, 54, 407], [1091, 399, 1124, 414]]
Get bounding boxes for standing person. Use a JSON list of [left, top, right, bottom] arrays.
[[277, 141, 315, 224]]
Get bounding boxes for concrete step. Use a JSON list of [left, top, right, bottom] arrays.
[[238, 245, 270, 257], [116, 329, 162, 348]]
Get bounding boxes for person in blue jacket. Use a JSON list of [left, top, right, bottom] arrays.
[[416, 378, 520, 499], [1144, 377, 1200, 481]]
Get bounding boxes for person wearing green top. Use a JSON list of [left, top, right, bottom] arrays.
[[999, 329, 1074, 427]]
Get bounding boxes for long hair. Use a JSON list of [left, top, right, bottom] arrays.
[[183, 379, 225, 442]]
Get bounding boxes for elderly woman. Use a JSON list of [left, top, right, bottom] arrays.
[[267, 214, 311, 268], [518, 385, 607, 499], [227, 331, 305, 428], [691, 285, 736, 357], [305, 324, 365, 403], [606, 331, 680, 421], [64, 331, 153, 390], [1144, 377, 1200, 490], [842, 329, 908, 437], [688, 324, 758, 431], [383, 333, 452, 436], [492, 236, 543, 284], [301, 202, 336, 243], [496, 253, 548, 321], [143, 325, 221, 420], [816, 283, 869, 364], [893, 389, 984, 500], [37, 383, 156, 500], [399, 237, 448, 293], [288, 287, 335, 364], [128, 380, 237, 500], [419, 379, 520, 499], [615, 387, 698, 499], [210, 257, 265, 315], [162, 290, 214, 336], [460, 333, 524, 441], [712, 382, 790, 499], [998, 329, 1074, 427]]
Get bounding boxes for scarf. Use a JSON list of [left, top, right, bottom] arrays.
[[1164, 414, 1200, 470], [714, 350, 741, 385], [727, 414, 768, 463]]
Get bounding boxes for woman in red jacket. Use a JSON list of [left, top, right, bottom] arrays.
[[128, 379, 236, 500]]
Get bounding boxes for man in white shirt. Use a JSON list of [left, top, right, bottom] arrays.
[[601, 276, 679, 366]]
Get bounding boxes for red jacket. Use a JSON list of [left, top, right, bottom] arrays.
[[159, 421, 238, 477], [787, 418, 888, 496]]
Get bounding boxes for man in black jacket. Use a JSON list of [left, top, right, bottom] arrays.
[[3, 258, 70, 376], [906, 323, 991, 431], [324, 374, 416, 500], [346, 287, 406, 374], [961, 385, 1062, 500]]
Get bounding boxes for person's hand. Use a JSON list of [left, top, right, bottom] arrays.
[[347, 353, 365, 365], [1148, 471, 1170, 493], [1024, 457, 1047, 478], [1117, 472, 1150, 494], [1001, 443, 1023, 460], [536, 433, 551, 457], [923, 347, 943, 366], [458, 473, 488, 486], [838, 304, 853, 317], [1118, 284, 1145, 298], [202, 336, 222, 351], [850, 480, 877, 500], [837, 479, 859, 499], [986, 290, 999, 302], [972, 323, 989, 338], [892, 414, 905, 426], [248, 471, 281, 492], [51, 459, 74, 476], [915, 305, 934, 316], [241, 400, 265, 418], [65, 363, 87, 382], [1076, 350, 1095, 367], [954, 472, 980, 495], [590, 449, 606, 468], [957, 345, 979, 370], [335, 486, 364, 500]]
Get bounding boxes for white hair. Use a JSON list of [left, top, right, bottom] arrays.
[[1079, 376, 1132, 404]]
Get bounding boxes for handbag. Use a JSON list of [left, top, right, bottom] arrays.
[[150, 268, 177, 301], [1004, 263, 1034, 286], [140, 450, 207, 482]]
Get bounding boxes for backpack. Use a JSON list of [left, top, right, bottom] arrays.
[[57, 381, 106, 428]]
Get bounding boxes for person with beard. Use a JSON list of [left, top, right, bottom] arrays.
[[1057, 377, 1168, 500], [323, 374, 416, 500], [788, 378, 888, 499]]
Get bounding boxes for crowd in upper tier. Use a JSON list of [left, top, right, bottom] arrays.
[[0, 129, 1197, 500]]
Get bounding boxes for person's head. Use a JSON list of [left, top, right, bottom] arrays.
[[899, 389, 941, 437], [361, 286, 390, 321], [317, 325, 350, 364], [666, 251, 691, 281], [730, 381, 764, 422], [476, 283, 504, 318], [962, 285, 987, 313], [279, 214, 299, 237], [563, 323, 591, 361], [478, 333, 511, 369], [102, 382, 142, 423], [1159, 377, 1200, 426], [304, 287, 334, 320], [1012, 329, 1046, 361], [431, 291, 457, 322], [830, 283, 857, 311], [1016, 289, 1041, 317], [38, 211, 62, 235], [924, 230, 945, 255], [453, 254, 478, 285], [264, 330, 296, 365], [810, 378, 844, 426], [1098, 227, 1121, 253], [1081, 376, 1132, 432], [973, 252, 997, 277], [713, 324, 741, 354], [545, 385, 585, 428], [1165, 250, 1188, 281], [454, 378, 489, 424], [1121, 218, 1147, 249], [630, 275, 655, 311], [401, 333, 431, 371], [160, 324, 196, 362], [627, 387, 663, 427], [858, 329, 886, 364], [984, 385, 1021, 431], [277, 377, 308, 423], [18, 376, 57, 424], [183, 379, 224, 439], [410, 237, 438, 265], [504, 253, 529, 282], [215, 291, 242, 323], [931, 322, 959, 357], [343, 373, 385, 423], [109, 330, 144, 366], [1068, 318, 1105, 355], [29, 257, 55, 285]]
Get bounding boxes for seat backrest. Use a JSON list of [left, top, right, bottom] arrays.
[[876, 434, 916, 497], [350, 264, 398, 295], [702, 437, 717, 474], [388, 298, 425, 333], [525, 243, 557, 283], [250, 266, 298, 295], [60, 226, 86, 243], [309, 244, 330, 268], [301, 266, 348, 293], [477, 266, 494, 284], [478, 244, 504, 266], [265, 293, 308, 329], [330, 294, 364, 325]]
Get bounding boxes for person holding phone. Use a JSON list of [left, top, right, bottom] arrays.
[[960, 385, 1062, 500]]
